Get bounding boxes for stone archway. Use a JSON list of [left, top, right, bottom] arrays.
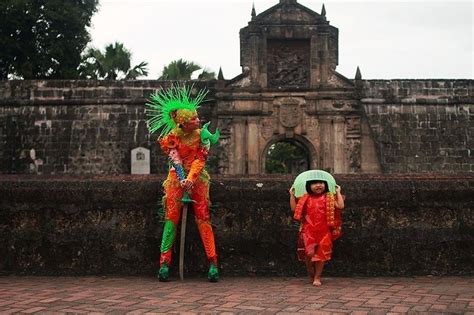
[[262, 135, 317, 174]]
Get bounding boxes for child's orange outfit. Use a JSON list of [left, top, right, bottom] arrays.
[[294, 192, 342, 262]]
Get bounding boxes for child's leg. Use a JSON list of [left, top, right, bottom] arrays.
[[305, 256, 315, 282], [313, 261, 325, 286]]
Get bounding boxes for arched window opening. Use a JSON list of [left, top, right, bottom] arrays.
[[265, 140, 309, 174]]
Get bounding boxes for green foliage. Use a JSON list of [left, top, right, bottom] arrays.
[[0, 0, 98, 79], [78, 42, 149, 80], [198, 69, 216, 80], [159, 58, 201, 80], [265, 141, 309, 174]]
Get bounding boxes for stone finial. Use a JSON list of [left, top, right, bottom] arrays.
[[280, 0, 297, 4], [251, 3, 256, 19], [355, 66, 362, 80], [321, 4, 326, 17], [218, 67, 224, 80]]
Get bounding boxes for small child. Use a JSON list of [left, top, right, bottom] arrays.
[[289, 178, 344, 286]]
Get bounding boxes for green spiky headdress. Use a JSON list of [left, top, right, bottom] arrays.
[[145, 84, 208, 138]]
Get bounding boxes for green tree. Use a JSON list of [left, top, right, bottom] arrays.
[[198, 68, 216, 80], [159, 59, 202, 80], [265, 141, 309, 174], [78, 42, 149, 80], [0, 0, 98, 79]]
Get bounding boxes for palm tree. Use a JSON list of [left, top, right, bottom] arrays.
[[79, 42, 148, 80], [159, 59, 201, 80]]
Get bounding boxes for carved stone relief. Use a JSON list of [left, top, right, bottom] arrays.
[[261, 117, 275, 140], [219, 101, 235, 111], [346, 116, 361, 137], [346, 139, 361, 172], [279, 104, 300, 128], [267, 39, 310, 88], [327, 73, 351, 88], [218, 118, 233, 137], [217, 137, 231, 174], [305, 115, 319, 138]]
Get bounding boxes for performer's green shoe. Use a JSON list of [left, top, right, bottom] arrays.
[[158, 263, 169, 282], [208, 263, 219, 282]]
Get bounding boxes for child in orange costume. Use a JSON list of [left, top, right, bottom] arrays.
[[290, 176, 344, 286], [146, 85, 220, 282]]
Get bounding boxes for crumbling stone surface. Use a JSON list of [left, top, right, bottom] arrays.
[[1, 174, 472, 276]]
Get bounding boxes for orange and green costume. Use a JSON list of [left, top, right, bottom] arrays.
[[158, 131, 218, 266], [145, 85, 220, 282]]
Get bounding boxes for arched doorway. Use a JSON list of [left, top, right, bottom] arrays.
[[264, 139, 310, 174]]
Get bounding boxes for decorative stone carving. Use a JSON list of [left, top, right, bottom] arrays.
[[327, 73, 353, 88], [346, 116, 361, 137], [219, 101, 234, 111], [333, 101, 345, 109], [218, 137, 231, 174], [267, 40, 310, 88], [279, 104, 300, 128], [305, 115, 319, 138], [261, 117, 275, 139], [217, 118, 233, 137], [346, 139, 361, 172]]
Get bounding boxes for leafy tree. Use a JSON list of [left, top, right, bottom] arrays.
[[198, 68, 216, 80], [78, 42, 149, 80], [159, 59, 201, 80], [0, 0, 99, 79], [265, 141, 309, 174]]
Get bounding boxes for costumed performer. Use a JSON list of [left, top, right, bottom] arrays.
[[145, 84, 220, 282]]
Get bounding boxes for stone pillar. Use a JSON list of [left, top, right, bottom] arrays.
[[333, 116, 346, 173], [250, 35, 259, 85], [247, 117, 260, 174], [320, 33, 328, 85], [233, 117, 246, 174], [310, 35, 319, 88], [319, 116, 334, 171]]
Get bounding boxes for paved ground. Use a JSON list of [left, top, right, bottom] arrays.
[[0, 276, 473, 314]]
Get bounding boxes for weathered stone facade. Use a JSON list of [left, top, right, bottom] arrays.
[[217, 0, 376, 174], [0, 0, 472, 175], [0, 80, 217, 175], [362, 80, 472, 173], [1, 78, 471, 175]]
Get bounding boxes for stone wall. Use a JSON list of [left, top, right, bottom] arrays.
[[362, 80, 473, 173], [0, 80, 217, 175], [1, 175, 472, 277], [1, 79, 472, 175]]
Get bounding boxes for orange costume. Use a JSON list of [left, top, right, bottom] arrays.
[[158, 131, 217, 267], [145, 85, 219, 282], [294, 193, 342, 262]]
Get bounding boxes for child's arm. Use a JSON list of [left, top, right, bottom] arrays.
[[289, 187, 297, 211], [335, 185, 345, 209]]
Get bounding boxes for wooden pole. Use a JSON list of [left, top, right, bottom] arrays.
[[179, 204, 188, 281]]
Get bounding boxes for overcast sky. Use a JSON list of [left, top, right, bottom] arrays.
[[89, 0, 473, 80]]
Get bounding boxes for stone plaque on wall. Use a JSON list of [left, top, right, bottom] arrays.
[[267, 39, 310, 88], [131, 147, 150, 174]]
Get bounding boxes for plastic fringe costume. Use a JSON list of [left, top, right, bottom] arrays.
[[292, 171, 342, 262], [146, 84, 220, 282]]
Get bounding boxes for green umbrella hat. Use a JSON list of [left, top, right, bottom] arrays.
[[292, 169, 337, 198]]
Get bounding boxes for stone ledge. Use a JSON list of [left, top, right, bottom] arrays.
[[1, 174, 473, 277]]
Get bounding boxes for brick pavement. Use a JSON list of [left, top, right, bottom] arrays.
[[0, 276, 473, 314]]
